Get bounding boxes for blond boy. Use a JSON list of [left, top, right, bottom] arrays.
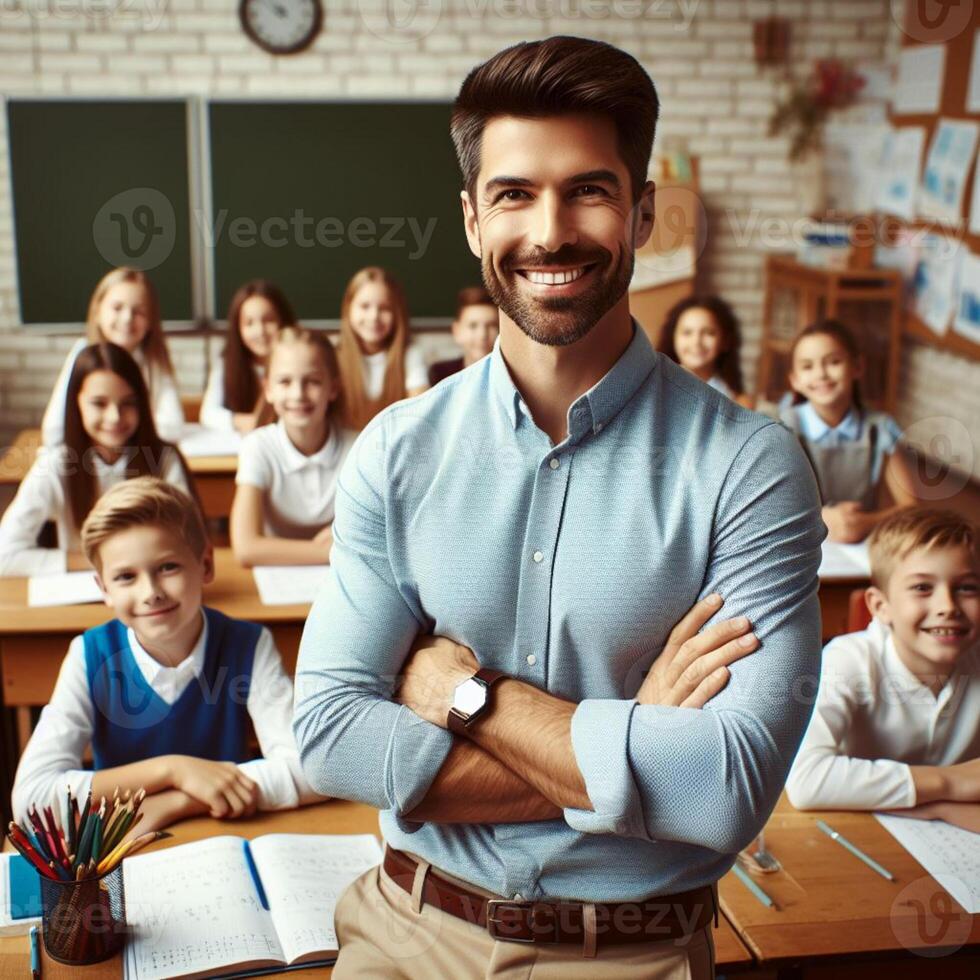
[[12, 477, 320, 830], [787, 508, 980, 831]]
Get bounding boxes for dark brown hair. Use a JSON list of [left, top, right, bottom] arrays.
[[788, 319, 863, 409], [658, 295, 744, 396], [222, 280, 295, 413], [455, 285, 495, 320], [64, 343, 197, 534], [451, 36, 659, 205]]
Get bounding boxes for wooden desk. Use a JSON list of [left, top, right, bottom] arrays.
[[0, 429, 236, 520], [0, 800, 755, 977], [0, 548, 309, 750], [720, 794, 980, 976]]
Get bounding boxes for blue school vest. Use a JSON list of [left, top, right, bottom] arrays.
[[83, 607, 258, 770]]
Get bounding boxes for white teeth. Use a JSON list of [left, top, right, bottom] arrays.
[[925, 628, 963, 636], [524, 267, 586, 285]]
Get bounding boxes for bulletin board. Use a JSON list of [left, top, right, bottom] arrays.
[[886, 3, 980, 361]]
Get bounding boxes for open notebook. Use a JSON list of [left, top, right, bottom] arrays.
[[123, 833, 381, 980]]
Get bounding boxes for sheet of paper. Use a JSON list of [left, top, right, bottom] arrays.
[[912, 234, 964, 335], [893, 45, 945, 114], [953, 251, 980, 345], [252, 565, 329, 605], [629, 244, 696, 291], [875, 813, 980, 914], [819, 541, 871, 580], [968, 29, 980, 113], [252, 834, 382, 964], [27, 570, 102, 607], [825, 122, 888, 213], [970, 151, 980, 235], [875, 127, 926, 220], [918, 118, 979, 225], [124, 836, 283, 980], [177, 423, 242, 458]]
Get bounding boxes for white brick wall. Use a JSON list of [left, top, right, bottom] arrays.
[[0, 0, 977, 485]]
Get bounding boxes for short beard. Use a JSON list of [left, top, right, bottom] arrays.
[[481, 242, 635, 348]]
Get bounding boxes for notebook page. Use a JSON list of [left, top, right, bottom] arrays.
[[250, 834, 382, 964], [27, 570, 102, 607], [818, 541, 871, 580], [252, 565, 329, 606], [123, 836, 284, 980], [875, 813, 980, 913]]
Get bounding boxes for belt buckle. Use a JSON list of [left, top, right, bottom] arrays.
[[486, 899, 562, 944]]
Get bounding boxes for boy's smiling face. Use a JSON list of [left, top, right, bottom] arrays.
[[867, 543, 980, 686], [94, 524, 214, 665]]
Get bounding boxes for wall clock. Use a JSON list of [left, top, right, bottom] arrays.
[[239, 0, 322, 55]]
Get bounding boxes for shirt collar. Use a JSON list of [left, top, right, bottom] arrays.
[[489, 321, 657, 443], [275, 419, 342, 474], [799, 401, 862, 442], [127, 608, 207, 686]]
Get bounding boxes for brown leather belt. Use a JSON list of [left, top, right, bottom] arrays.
[[383, 848, 717, 947]]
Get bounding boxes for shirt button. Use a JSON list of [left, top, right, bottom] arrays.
[[532, 550, 543, 563], [526, 654, 537, 666], [549, 458, 559, 470]]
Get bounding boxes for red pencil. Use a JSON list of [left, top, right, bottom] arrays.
[[42, 806, 69, 867], [6, 826, 59, 880]]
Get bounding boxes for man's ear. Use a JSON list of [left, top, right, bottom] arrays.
[[461, 190, 482, 260], [201, 545, 216, 587], [865, 585, 889, 625], [631, 180, 656, 250]]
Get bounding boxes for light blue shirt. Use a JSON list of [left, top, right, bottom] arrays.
[[294, 324, 825, 902], [793, 401, 902, 488]]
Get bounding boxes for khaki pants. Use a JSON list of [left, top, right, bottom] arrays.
[[333, 859, 715, 979]]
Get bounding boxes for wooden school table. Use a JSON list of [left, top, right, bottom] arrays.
[[719, 793, 980, 977], [0, 548, 309, 753], [0, 800, 755, 977], [0, 429, 236, 521]]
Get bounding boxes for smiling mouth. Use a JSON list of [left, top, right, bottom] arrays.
[[516, 264, 595, 286], [140, 605, 178, 618], [922, 626, 968, 637]]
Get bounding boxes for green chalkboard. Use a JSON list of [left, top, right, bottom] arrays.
[[208, 101, 480, 322], [7, 100, 194, 324]]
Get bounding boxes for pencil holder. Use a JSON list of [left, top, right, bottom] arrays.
[[39, 865, 127, 965]]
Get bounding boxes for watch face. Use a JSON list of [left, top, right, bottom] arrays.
[[240, 0, 322, 55], [453, 677, 487, 718]]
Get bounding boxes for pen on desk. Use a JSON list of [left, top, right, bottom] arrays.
[[243, 840, 269, 911], [732, 863, 777, 909], [29, 924, 40, 979], [816, 820, 895, 881]]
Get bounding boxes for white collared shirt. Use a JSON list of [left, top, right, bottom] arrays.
[[361, 344, 428, 400], [786, 618, 980, 811], [0, 445, 191, 577], [236, 420, 356, 538], [41, 338, 185, 446], [11, 610, 319, 823]]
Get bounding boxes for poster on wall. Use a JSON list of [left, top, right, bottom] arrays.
[[893, 45, 945, 114], [912, 234, 964, 336], [968, 29, 980, 114], [953, 252, 980, 346], [917, 119, 979, 225], [875, 126, 925, 220], [970, 154, 980, 236]]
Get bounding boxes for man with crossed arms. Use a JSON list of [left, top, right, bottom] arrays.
[[295, 35, 824, 979]]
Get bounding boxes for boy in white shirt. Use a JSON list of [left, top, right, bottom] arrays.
[[12, 477, 322, 830], [787, 508, 980, 832]]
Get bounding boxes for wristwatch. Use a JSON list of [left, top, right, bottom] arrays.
[[447, 668, 504, 734]]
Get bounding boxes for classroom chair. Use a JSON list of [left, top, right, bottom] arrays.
[[847, 587, 872, 633]]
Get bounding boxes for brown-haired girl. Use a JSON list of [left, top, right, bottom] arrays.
[[231, 326, 357, 566], [1, 344, 194, 576], [200, 280, 295, 434], [782, 319, 917, 543], [42, 268, 184, 445], [335, 267, 429, 430], [657, 295, 750, 407]]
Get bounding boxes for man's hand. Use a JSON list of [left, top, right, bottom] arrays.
[[165, 756, 259, 818], [822, 502, 869, 543], [395, 635, 479, 728], [636, 594, 758, 707]]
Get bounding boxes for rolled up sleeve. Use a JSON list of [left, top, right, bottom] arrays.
[[292, 419, 452, 828], [565, 422, 826, 853]]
